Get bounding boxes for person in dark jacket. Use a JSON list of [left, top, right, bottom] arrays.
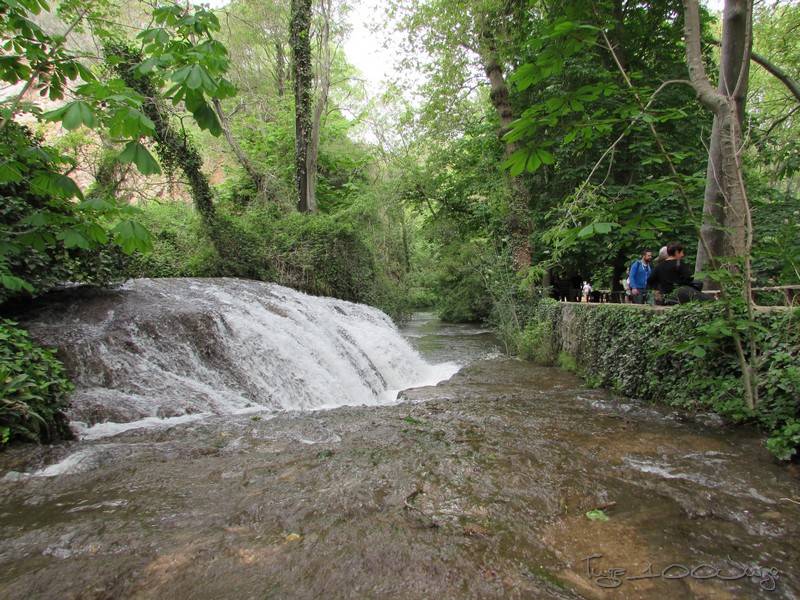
[[647, 242, 712, 304]]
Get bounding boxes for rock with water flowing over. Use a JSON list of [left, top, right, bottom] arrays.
[[20, 278, 456, 438]]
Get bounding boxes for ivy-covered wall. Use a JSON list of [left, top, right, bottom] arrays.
[[521, 300, 800, 460]]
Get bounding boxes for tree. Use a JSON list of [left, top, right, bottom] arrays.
[[0, 0, 236, 299], [291, 0, 314, 212], [683, 0, 759, 409], [477, 22, 533, 270], [307, 0, 334, 211], [690, 0, 754, 284], [392, 0, 540, 271]]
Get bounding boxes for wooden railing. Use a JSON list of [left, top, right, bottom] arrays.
[[556, 285, 800, 307], [751, 285, 800, 307]]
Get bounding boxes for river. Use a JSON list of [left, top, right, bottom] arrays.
[[1, 289, 798, 599]]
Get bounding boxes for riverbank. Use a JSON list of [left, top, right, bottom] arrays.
[[517, 299, 800, 460]]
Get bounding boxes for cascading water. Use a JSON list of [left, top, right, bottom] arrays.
[[23, 278, 458, 439]]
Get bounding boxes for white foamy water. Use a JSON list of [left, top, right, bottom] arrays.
[[25, 278, 459, 441]]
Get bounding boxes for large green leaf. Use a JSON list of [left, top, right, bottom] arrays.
[[59, 229, 90, 249], [118, 141, 161, 175], [43, 100, 96, 130], [0, 161, 23, 183], [113, 219, 153, 254], [30, 172, 83, 199], [191, 102, 222, 136], [0, 274, 34, 292]]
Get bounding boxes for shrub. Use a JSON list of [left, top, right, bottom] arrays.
[[512, 298, 560, 364], [557, 351, 578, 372], [0, 320, 73, 447], [126, 197, 411, 319], [518, 321, 556, 364], [766, 420, 800, 461], [0, 123, 127, 306]]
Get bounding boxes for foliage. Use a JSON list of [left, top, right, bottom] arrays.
[[127, 192, 412, 319], [0, 123, 130, 305], [766, 420, 800, 461], [557, 351, 578, 372], [511, 298, 560, 364], [524, 300, 800, 460], [749, 2, 800, 181], [433, 237, 494, 323], [0, 319, 73, 447], [0, 0, 238, 301]]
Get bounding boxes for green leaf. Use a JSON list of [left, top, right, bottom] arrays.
[[690, 346, 707, 358], [109, 108, 155, 138], [536, 148, 555, 166], [135, 57, 159, 75], [47, 100, 96, 130], [20, 210, 52, 226], [0, 275, 34, 292], [79, 196, 115, 211], [585, 509, 609, 522], [60, 229, 90, 249], [593, 222, 615, 235], [191, 102, 222, 136], [185, 65, 204, 90], [113, 219, 152, 254], [0, 161, 23, 183], [169, 65, 192, 84], [577, 224, 594, 238], [118, 141, 161, 175], [30, 172, 83, 199]]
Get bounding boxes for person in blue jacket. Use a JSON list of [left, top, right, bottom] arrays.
[[628, 249, 653, 304]]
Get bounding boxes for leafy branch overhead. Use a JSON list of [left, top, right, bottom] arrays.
[[0, 0, 236, 297]]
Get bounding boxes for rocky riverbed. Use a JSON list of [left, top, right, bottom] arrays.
[[1, 301, 798, 599]]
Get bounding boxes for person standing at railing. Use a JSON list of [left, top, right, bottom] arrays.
[[628, 250, 653, 304], [647, 242, 713, 304]]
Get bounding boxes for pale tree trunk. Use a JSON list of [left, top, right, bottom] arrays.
[[276, 41, 286, 97], [693, 0, 752, 282], [683, 0, 758, 410], [478, 29, 532, 271], [307, 0, 334, 213], [212, 98, 278, 202], [291, 0, 314, 212]]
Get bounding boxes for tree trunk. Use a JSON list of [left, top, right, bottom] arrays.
[[291, 0, 313, 213], [478, 29, 532, 271], [212, 99, 278, 202], [307, 0, 333, 213], [276, 41, 286, 97], [106, 43, 216, 225], [683, 0, 758, 410], [693, 0, 752, 282]]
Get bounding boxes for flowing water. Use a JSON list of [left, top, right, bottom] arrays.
[[0, 278, 798, 599]]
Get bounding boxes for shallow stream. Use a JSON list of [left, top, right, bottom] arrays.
[[1, 288, 798, 599]]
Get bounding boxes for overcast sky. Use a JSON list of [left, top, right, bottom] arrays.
[[205, 0, 727, 99], [342, 0, 727, 98]]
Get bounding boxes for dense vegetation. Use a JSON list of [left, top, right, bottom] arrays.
[[0, 0, 798, 456], [0, 319, 73, 446]]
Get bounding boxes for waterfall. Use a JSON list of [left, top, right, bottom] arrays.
[[24, 278, 458, 439]]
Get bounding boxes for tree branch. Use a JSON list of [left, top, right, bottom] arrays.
[[709, 37, 800, 104]]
